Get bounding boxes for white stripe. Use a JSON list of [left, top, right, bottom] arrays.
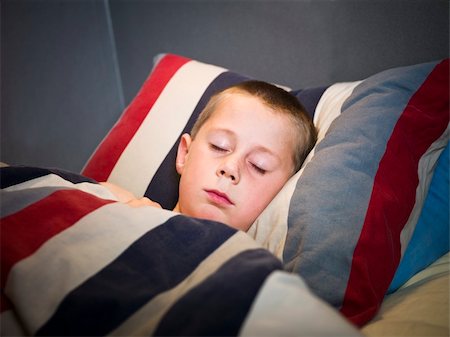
[[1, 174, 118, 219], [247, 81, 360, 259], [399, 251, 449, 289], [107, 60, 227, 197], [248, 172, 299, 259], [399, 126, 449, 257], [3, 173, 117, 201], [313, 81, 362, 143], [239, 271, 362, 337], [109, 231, 261, 336], [4, 203, 174, 334]]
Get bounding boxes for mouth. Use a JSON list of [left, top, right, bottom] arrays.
[[204, 189, 234, 206]]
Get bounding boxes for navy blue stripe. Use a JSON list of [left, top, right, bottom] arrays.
[[36, 215, 236, 336], [155, 249, 282, 336], [291, 86, 328, 119], [0, 166, 97, 189], [144, 71, 250, 209]]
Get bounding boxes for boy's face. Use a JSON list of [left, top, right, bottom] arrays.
[[175, 93, 296, 231]]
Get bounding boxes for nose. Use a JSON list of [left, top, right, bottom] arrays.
[[217, 158, 240, 184]]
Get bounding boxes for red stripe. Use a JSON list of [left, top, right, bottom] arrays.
[[0, 189, 115, 297], [341, 59, 449, 326], [82, 54, 191, 181], [0, 294, 12, 313]]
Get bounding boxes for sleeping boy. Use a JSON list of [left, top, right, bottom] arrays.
[[102, 80, 317, 232]]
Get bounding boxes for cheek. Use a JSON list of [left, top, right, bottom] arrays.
[[243, 188, 273, 214], [178, 149, 211, 197], [185, 147, 210, 170], [231, 193, 271, 232], [182, 151, 205, 179], [243, 175, 288, 208]]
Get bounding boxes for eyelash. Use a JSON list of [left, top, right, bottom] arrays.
[[210, 143, 267, 175], [210, 144, 228, 152], [251, 163, 266, 175]]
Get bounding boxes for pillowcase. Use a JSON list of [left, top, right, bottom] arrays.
[[82, 54, 449, 326], [82, 54, 325, 209], [83, 54, 231, 208], [282, 59, 449, 326]]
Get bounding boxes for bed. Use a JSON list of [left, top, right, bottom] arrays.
[[1, 54, 449, 336]]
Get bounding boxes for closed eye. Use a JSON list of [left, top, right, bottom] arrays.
[[251, 163, 267, 175], [210, 143, 228, 153]]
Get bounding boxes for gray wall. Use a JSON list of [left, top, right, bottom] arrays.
[[2, 0, 449, 173], [1, 0, 124, 172], [110, 0, 450, 103]]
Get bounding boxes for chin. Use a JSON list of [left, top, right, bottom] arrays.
[[193, 205, 229, 225], [184, 204, 249, 231]]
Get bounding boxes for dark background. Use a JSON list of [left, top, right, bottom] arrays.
[[2, 0, 448, 172]]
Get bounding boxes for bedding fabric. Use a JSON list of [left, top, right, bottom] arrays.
[[0, 166, 361, 336], [82, 54, 325, 210], [362, 253, 449, 336], [82, 54, 449, 326], [388, 143, 449, 293], [284, 59, 449, 325]]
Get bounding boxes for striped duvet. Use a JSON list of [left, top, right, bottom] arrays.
[[1, 166, 360, 336]]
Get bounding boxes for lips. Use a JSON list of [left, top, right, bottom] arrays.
[[205, 189, 234, 206]]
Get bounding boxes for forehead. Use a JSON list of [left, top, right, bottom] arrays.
[[200, 93, 297, 154], [208, 92, 275, 122]]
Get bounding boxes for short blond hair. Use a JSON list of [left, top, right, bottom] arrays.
[[190, 80, 317, 173]]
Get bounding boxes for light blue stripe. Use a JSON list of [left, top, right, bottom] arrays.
[[1, 187, 66, 218], [389, 142, 449, 293]]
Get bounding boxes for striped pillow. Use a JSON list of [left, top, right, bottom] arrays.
[[82, 54, 324, 209], [281, 59, 449, 326], [83, 54, 226, 208]]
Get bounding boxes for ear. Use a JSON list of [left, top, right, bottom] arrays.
[[175, 133, 192, 175]]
